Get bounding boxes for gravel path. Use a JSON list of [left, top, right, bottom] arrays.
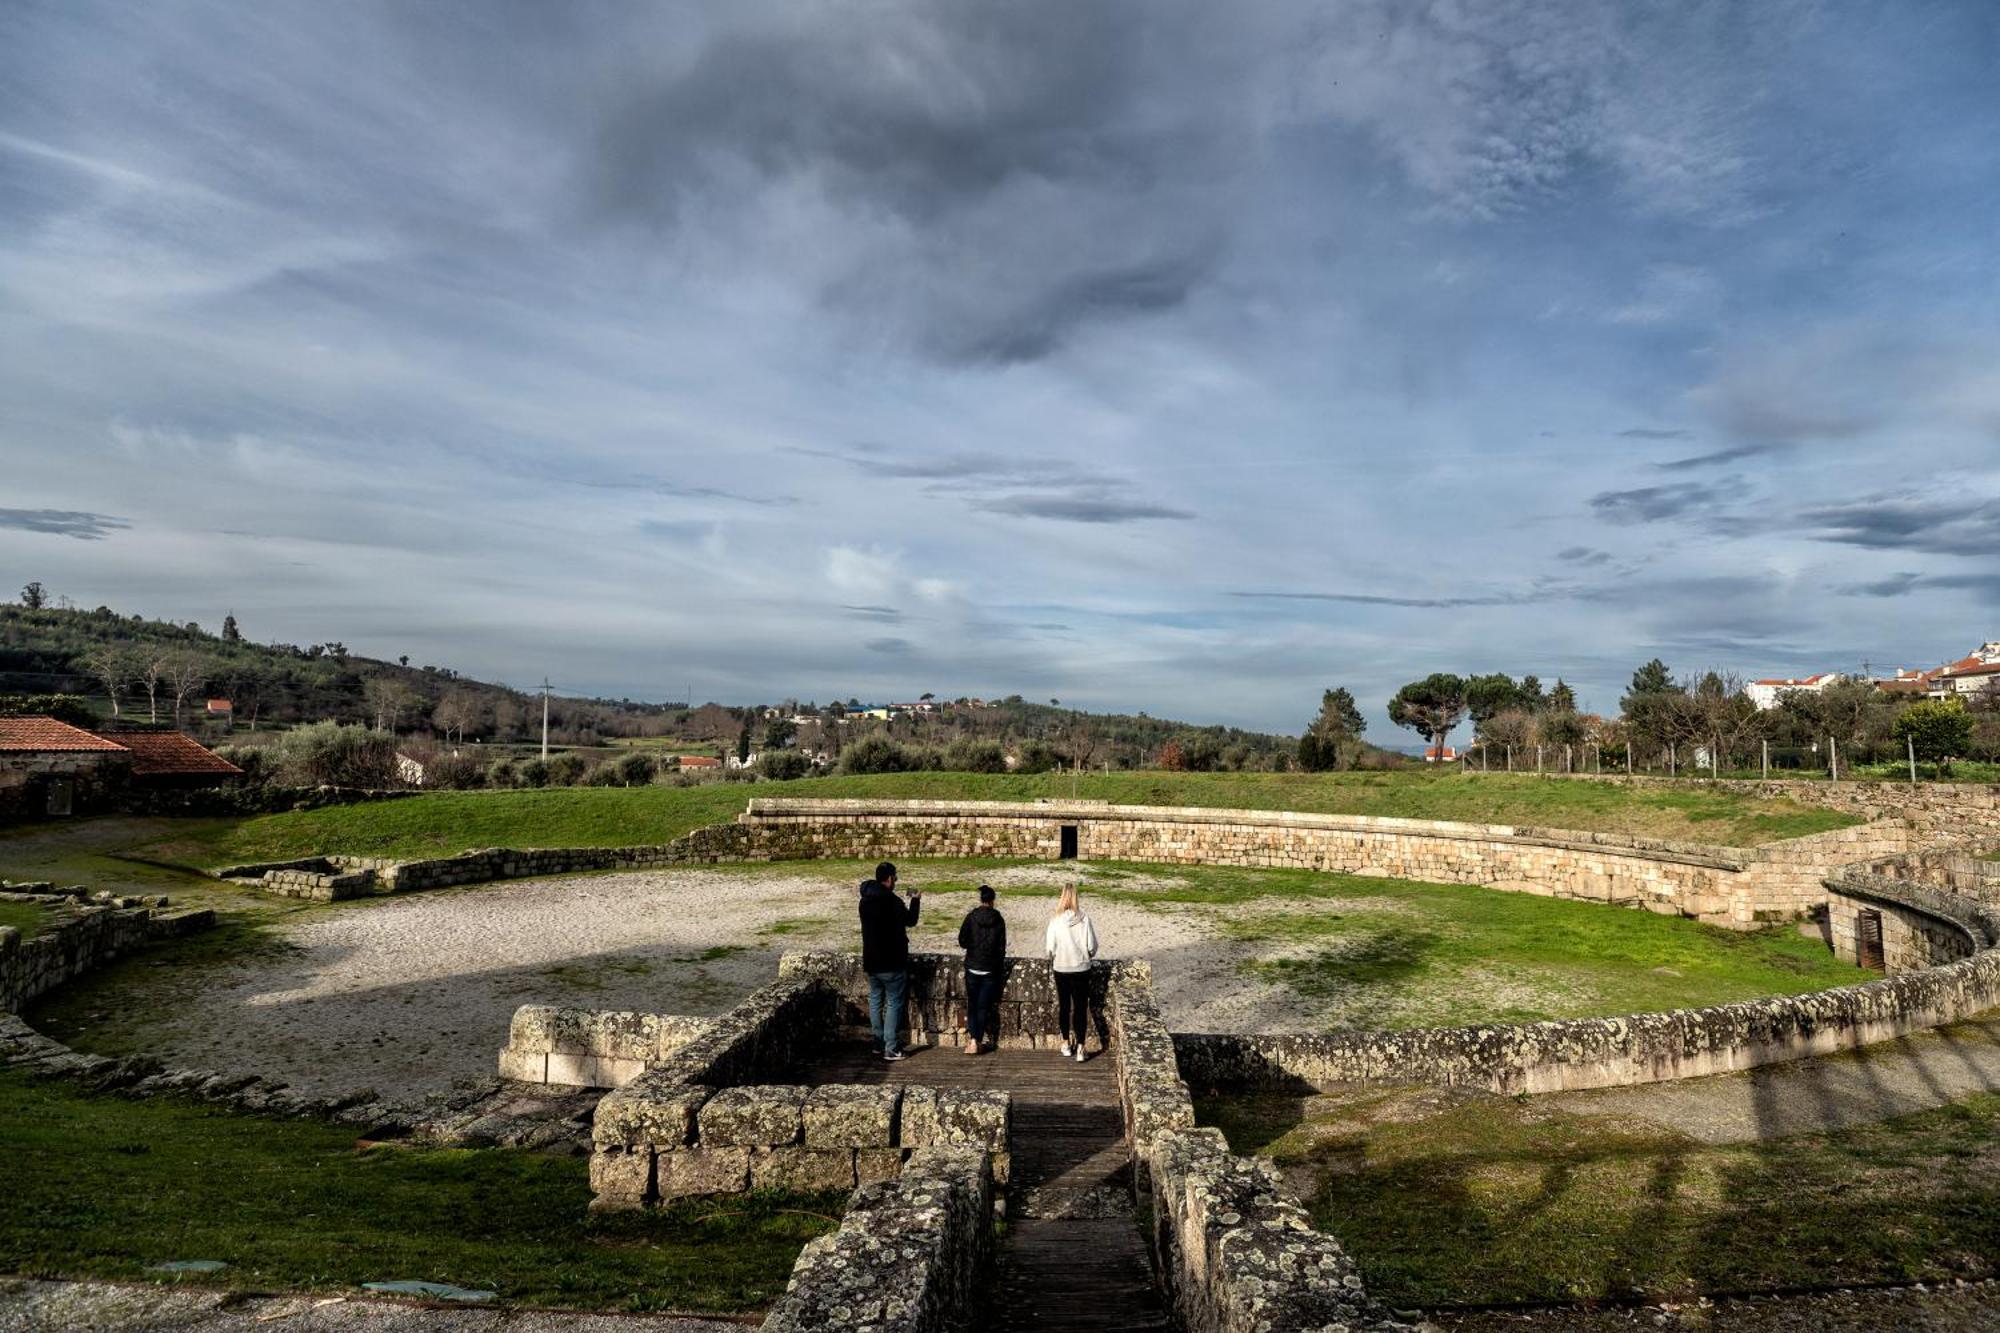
[[47, 865, 1303, 1102]]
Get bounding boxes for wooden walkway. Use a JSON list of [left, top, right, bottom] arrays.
[[805, 1042, 1172, 1331]]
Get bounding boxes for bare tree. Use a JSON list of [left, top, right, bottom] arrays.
[[80, 645, 131, 717], [432, 688, 487, 746], [363, 677, 421, 732], [164, 651, 208, 728], [138, 656, 166, 724]]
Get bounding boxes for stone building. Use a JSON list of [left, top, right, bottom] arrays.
[[0, 717, 131, 818]]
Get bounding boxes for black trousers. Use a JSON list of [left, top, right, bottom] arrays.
[[1054, 969, 1089, 1044]]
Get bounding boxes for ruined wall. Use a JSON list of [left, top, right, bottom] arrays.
[[0, 889, 214, 1013], [759, 1147, 993, 1333], [1509, 773, 2000, 842], [498, 1005, 714, 1087]]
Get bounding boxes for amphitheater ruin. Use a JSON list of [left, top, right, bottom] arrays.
[[5, 778, 1999, 1330]]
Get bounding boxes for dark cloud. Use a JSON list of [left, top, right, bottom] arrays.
[[1796, 494, 2000, 552], [585, 2, 1237, 362], [1839, 571, 2000, 600], [864, 637, 914, 656], [843, 605, 904, 622], [1588, 479, 1743, 523], [973, 494, 1194, 523], [1231, 588, 1559, 610], [1617, 427, 1693, 440], [1556, 546, 1612, 565], [0, 508, 129, 540], [1656, 443, 1788, 471]]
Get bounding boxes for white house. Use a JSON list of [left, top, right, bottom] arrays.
[[1931, 642, 2000, 698], [1746, 673, 1843, 710]]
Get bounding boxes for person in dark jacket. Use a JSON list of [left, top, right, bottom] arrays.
[[858, 861, 920, 1061], [956, 885, 1006, 1055]]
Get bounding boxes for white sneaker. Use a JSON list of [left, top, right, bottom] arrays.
[[1074, 1047, 1087, 1063], [1058, 1042, 1072, 1057]]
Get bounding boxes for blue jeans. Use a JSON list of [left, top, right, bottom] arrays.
[[964, 968, 1002, 1044], [867, 970, 908, 1052]]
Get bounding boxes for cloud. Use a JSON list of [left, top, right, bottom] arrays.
[[1588, 479, 1743, 523], [1556, 546, 1613, 565], [864, 637, 913, 656], [1231, 587, 1562, 610], [1617, 428, 1694, 441], [1798, 494, 2000, 553], [843, 605, 904, 622], [1839, 571, 2000, 601], [1656, 443, 1788, 471], [0, 508, 130, 540], [972, 494, 1194, 523]]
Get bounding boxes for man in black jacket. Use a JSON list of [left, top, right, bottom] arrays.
[[957, 885, 1006, 1055], [858, 861, 920, 1061]]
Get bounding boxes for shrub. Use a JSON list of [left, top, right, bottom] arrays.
[[1893, 698, 1974, 772], [213, 745, 270, 784], [583, 762, 623, 787], [516, 757, 550, 788], [942, 738, 1008, 773], [423, 749, 487, 790], [614, 751, 659, 786], [487, 757, 518, 788], [758, 749, 813, 781], [545, 753, 587, 786], [270, 721, 397, 788], [839, 735, 917, 775], [1012, 741, 1060, 774]]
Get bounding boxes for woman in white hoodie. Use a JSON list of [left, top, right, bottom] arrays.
[[1045, 884, 1099, 1062]]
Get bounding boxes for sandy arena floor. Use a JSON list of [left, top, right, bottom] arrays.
[[49, 864, 1308, 1101]]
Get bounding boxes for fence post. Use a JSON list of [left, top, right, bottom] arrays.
[[1506, 745, 1512, 772], [1830, 735, 1839, 781], [1908, 734, 1918, 784], [1761, 739, 1768, 780]]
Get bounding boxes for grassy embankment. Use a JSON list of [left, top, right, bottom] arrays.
[[0, 900, 44, 939], [1200, 1085, 2000, 1308], [0, 1067, 834, 1311], [136, 770, 1859, 871]]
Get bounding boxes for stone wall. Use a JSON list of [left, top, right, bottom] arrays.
[[0, 889, 214, 1013], [1175, 859, 2000, 1097], [778, 949, 1113, 1050], [0, 751, 130, 821], [759, 1146, 992, 1333], [497, 1005, 714, 1087], [740, 798, 1891, 927]]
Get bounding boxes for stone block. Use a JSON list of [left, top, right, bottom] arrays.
[[854, 1147, 905, 1184], [657, 1147, 752, 1199], [802, 1084, 900, 1148], [588, 1146, 654, 1201], [699, 1085, 808, 1147], [750, 1146, 857, 1192], [899, 1087, 1010, 1151], [593, 1082, 710, 1150], [496, 1048, 546, 1083]]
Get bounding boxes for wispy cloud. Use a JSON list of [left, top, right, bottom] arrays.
[[0, 509, 131, 540]]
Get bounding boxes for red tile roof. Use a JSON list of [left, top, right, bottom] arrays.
[[0, 717, 129, 753], [1938, 655, 2000, 678], [676, 755, 721, 768], [102, 730, 242, 777]]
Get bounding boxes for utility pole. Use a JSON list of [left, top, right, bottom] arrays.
[[541, 678, 552, 761]]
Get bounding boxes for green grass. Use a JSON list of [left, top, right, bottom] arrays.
[[0, 900, 45, 939], [1198, 1087, 2000, 1307], [0, 1067, 835, 1311], [133, 771, 1859, 871]]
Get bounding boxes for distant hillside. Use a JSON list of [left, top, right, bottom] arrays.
[[0, 599, 1383, 771]]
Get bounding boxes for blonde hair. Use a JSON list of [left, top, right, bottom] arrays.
[[1053, 884, 1081, 917]]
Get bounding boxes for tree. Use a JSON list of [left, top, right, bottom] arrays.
[[763, 716, 798, 750], [1547, 679, 1578, 713], [736, 715, 754, 763], [1299, 687, 1366, 771], [1465, 673, 1527, 724], [221, 613, 241, 643], [1894, 698, 1973, 773], [163, 651, 208, 727], [1388, 674, 1469, 753], [138, 655, 166, 724], [364, 677, 420, 732], [80, 645, 131, 717], [1620, 658, 1683, 767], [1157, 739, 1188, 771], [433, 687, 486, 745], [19, 582, 45, 609]]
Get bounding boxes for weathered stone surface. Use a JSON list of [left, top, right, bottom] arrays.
[[587, 1146, 653, 1201], [656, 1147, 751, 1199], [898, 1086, 1010, 1150], [698, 1084, 807, 1147], [854, 1147, 905, 1184], [750, 1146, 857, 1193], [802, 1084, 901, 1148], [591, 1083, 709, 1150], [760, 1147, 991, 1333]]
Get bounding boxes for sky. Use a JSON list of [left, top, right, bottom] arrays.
[[4, 1, 1999, 736]]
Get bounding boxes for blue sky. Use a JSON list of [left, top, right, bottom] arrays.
[[4, 1, 1998, 735]]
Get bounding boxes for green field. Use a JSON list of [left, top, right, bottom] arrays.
[[0, 1067, 834, 1311], [127, 771, 1858, 871], [1199, 1084, 2000, 1307]]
